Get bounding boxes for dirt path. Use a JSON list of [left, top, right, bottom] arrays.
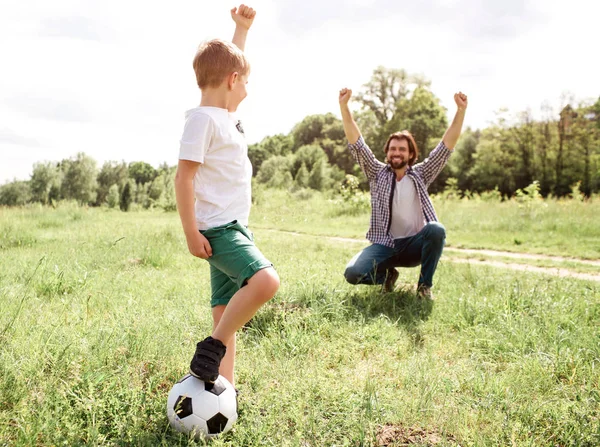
[[446, 258, 600, 282], [263, 229, 600, 283], [443, 247, 600, 267]]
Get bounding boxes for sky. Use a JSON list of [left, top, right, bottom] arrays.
[[1, 0, 598, 184]]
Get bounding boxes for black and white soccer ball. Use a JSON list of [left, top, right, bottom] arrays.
[[167, 374, 238, 439]]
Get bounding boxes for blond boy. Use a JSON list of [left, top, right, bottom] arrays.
[[175, 4, 279, 386]]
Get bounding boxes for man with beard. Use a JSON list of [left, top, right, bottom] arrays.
[[338, 87, 468, 299]]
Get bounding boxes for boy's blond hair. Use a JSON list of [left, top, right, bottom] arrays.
[[192, 39, 250, 90]]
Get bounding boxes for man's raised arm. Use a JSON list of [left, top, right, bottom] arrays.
[[231, 4, 256, 51], [339, 88, 361, 144], [442, 92, 468, 150], [339, 88, 385, 180], [414, 92, 468, 186]]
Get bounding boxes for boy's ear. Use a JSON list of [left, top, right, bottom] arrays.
[[227, 72, 239, 91]]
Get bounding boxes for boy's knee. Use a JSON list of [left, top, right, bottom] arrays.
[[251, 267, 279, 299]]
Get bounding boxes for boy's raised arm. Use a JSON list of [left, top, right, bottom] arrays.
[[231, 4, 256, 51]]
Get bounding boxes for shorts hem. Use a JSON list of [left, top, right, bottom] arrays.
[[237, 260, 274, 289], [210, 298, 232, 308]]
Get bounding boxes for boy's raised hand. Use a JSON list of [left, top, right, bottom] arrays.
[[231, 4, 256, 30], [339, 88, 352, 105]]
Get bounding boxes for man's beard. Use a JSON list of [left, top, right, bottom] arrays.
[[389, 158, 408, 169]]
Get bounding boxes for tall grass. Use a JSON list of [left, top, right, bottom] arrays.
[[0, 203, 598, 446]]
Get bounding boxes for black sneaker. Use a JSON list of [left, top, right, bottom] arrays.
[[383, 268, 399, 293], [189, 336, 226, 383]]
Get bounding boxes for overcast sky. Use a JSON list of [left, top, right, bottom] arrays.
[[1, 0, 598, 183]]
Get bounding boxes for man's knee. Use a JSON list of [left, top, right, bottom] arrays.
[[425, 222, 446, 243], [344, 265, 362, 285]]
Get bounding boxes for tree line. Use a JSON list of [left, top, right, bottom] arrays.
[[0, 156, 177, 210], [247, 67, 599, 198], [1, 66, 599, 207]]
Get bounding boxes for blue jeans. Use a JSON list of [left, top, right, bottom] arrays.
[[344, 222, 446, 288]]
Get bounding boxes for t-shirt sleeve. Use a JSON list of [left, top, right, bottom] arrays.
[[179, 113, 214, 163]]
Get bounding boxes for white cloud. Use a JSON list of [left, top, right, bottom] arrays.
[[1, 0, 599, 184]]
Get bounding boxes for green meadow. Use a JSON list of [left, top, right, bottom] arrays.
[[1, 194, 598, 446]]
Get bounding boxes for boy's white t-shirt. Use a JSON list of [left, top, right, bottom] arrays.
[[389, 176, 425, 239], [179, 106, 252, 230]]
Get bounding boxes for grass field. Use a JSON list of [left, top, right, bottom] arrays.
[[1, 197, 599, 446], [252, 189, 600, 260]]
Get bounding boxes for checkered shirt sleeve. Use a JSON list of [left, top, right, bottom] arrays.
[[412, 140, 453, 187], [347, 136, 386, 181]]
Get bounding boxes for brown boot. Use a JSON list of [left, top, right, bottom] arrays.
[[417, 284, 433, 300], [383, 269, 399, 293]]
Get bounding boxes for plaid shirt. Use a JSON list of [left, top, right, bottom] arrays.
[[348, 136, 453, 248]]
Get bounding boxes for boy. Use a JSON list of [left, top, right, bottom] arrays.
[[175, 4, 280, 386]]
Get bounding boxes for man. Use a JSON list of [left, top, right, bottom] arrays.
[[339, 87, 467, 299]]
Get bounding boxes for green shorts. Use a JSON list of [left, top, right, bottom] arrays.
[[200, 220, 273, 307]]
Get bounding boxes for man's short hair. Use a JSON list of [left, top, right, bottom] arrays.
[[192, 39, 250, 90]]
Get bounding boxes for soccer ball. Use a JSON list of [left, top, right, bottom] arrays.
[[167, 374, 238, 439]]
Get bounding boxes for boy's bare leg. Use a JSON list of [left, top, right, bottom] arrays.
[[212, 267, 279, 346], [191, 268, 278, 383], [212, 305, 236, 385]]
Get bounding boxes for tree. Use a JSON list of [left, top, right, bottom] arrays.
[[30, 162, 61, 204], [128, 161, 156, 185], [556, 103, 576, 197], [468, 126, 518, 195], [449, 128, 480, 192], [510, 110, 536, 190], [0, 181, 31, 206], [120, 182, 132, 211], [61, 153, 98, 205], [536, 102, 556, 196], [308, 160, 326, 191], [256, 155, 294, 188], [148, 174, 166, 202], [356, 66, 429, 128], [107, 184, 119, 208], [291, 113, 342, 149], [248, 134, 294, 176], [289, 114, 355, 174], [294, 163, 309, 188], [96, 161, 128, 205], [259, 133, 294, 156], [570, 99, 600, 197], [319, 138, 355, 174], [292, 145, 328, 178], [134, 182, 151, 208], [157, 171, 177, 211]]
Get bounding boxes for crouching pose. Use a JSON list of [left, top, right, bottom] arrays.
[[339, 87, 467, 299]]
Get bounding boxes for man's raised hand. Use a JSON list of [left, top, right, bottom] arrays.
[[454, 92, 468, 110], [339, 88, 352, 105], [231, 4, 256, 30]]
